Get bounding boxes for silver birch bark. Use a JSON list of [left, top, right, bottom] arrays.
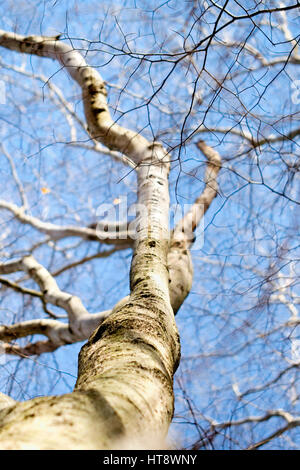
[[0, 29, 221, 449], [0, 31, 182, 450]]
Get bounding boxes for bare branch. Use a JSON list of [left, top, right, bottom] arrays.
[[0, 199, 133, 246], [173, 140, 221, 245], [0, 309, 111, 357], [0, 30, 166, 166], [1, 144, 28, 210]]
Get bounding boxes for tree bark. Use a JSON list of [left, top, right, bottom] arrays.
[[0, 30, 218, 449], [0, 87, 180, 449]]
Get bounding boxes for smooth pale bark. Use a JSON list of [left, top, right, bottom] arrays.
[[0, 147, 180, 450], [0, 30, 151, 166], [0, 30, 219, 449], [0, 200, 133, 245], [0, 29, 180, 444]]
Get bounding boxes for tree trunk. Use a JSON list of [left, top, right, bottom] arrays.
[[0, 29, 198, 450], [0, 144, 182, 451]]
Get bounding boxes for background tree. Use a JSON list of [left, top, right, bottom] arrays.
[[0, 0, 299, 449]]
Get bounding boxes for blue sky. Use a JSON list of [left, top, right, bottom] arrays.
[[0, 0, 299, 449]]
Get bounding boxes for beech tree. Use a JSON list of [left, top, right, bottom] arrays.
[[0, 1, 299, 450]]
